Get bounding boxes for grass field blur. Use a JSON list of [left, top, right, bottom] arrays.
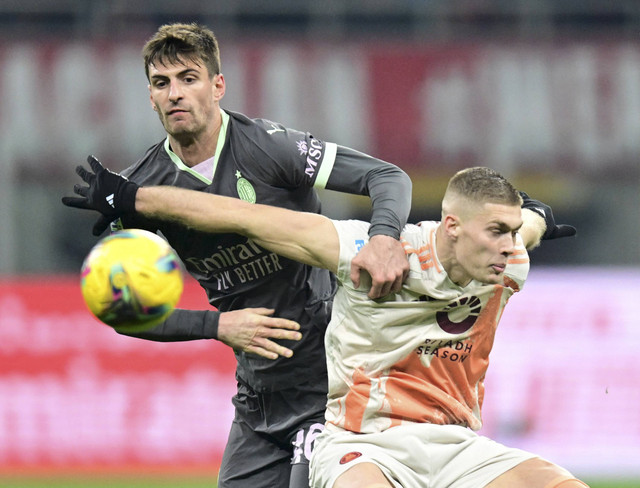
[[0, 476, 638, 487], [0, 475, 219, 487]]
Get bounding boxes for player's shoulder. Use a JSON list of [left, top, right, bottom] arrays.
[[331, 219, 371, 238], [121, 139, 170, 180], [400, 221, 437, 246], [226, 109, 304, 143], [227, 109, 281, 130]]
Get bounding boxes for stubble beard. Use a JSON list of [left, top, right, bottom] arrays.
[[160, 113, 202, 145]]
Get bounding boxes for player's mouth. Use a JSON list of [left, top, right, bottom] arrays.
[[168, 108, 189, 117], [491, 263, 506, 274]]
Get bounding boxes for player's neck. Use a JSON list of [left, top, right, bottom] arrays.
[[435, 224, 471, 287], [169, 115, 222, 168]]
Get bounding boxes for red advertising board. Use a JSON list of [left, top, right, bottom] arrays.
[[0, 276, 237, 471]]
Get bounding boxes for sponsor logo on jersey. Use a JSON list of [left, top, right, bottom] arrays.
[[296, 138, 325, 179], [339, 451, 362, 464], [235, 170, 256, 203], [436, 295, 482, 334], [266, 123, 285, 135], [416, 338, 473, 363], [184, 238, 284, 291], [355, 239, 365, 253]]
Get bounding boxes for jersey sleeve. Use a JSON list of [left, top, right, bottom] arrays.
[[115, 308, 220, 342], [332, 219, 373, 290], [324, 145, 412, 240], [239, 122, 335, 194]]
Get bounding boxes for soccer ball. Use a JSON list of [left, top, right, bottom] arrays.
[[80, 229, 184, 333]]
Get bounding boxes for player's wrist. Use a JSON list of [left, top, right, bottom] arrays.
[[202, 310, 220, 340], [368, 223, 401, 241], [119, 179, 139, 214]]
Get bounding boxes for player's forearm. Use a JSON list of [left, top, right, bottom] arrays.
[[135, 186, 339, 272], [366, 165, 412, 239], [137, 186, 243, 233], [324, 147, 412, 239]]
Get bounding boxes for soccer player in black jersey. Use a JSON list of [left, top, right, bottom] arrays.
[[64, 23, 412, 488]]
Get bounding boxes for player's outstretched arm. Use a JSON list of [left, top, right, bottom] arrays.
[[62, 156, 340, 272], [137, 186, 340, 273], [117, 307, 302, 360]]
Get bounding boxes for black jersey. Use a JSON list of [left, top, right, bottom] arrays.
[[118, 109, 411, 392]]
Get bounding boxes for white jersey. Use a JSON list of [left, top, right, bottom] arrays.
[[327, 220, 530, 433]]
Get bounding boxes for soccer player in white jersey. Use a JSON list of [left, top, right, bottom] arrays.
[[65, 164, 587, 488]]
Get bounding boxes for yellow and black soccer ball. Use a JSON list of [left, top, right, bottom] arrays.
[[80, 229, 183, 333]]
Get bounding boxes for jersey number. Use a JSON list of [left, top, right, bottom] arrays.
[[291, 423, 324, 464]]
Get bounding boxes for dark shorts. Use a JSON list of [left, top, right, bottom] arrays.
[[218, 375, 327, 488]]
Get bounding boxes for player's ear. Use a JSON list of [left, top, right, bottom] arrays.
[[148, 87, 158, 111], [443, 214, 460, 240], [213, 73, 225, 100]]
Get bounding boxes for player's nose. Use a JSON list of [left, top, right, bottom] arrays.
[[168, 80, 183, 101], [500, 233, 516, 256]]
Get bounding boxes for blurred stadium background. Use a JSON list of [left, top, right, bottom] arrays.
[[0, 1, 638, 486]]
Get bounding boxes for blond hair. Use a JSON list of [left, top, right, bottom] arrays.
[[442, 167, 521, 218]]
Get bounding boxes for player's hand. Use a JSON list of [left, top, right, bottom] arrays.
[[217, 308, 302, 360], [519, 191, 577, 240], [61, 155, 139, 236], [350, 234, 409, 299]]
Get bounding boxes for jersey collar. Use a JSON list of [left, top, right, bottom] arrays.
[[163, 109, 230, 184]]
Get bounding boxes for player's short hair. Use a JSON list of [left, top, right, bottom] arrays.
[[142, 22, 221, 80], [442, 167, 522, 216]]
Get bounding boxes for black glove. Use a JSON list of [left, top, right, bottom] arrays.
[[62, 155, 139, 236], [519, 191, 577, 240]]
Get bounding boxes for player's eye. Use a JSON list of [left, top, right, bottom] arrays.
[[490, 226, 512, 237]]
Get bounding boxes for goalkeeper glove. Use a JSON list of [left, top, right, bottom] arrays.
[[519, 191, 577, 240], [62, 155, 139, 236]]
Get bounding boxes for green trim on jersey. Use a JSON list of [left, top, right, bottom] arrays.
[[162, 109, 230, 184], [313, 142, 337, 189], [211, 109, 230, 178]]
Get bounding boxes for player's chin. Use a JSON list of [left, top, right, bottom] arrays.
[[167, 123, 197, 138], [482, 268, 504, 284]]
